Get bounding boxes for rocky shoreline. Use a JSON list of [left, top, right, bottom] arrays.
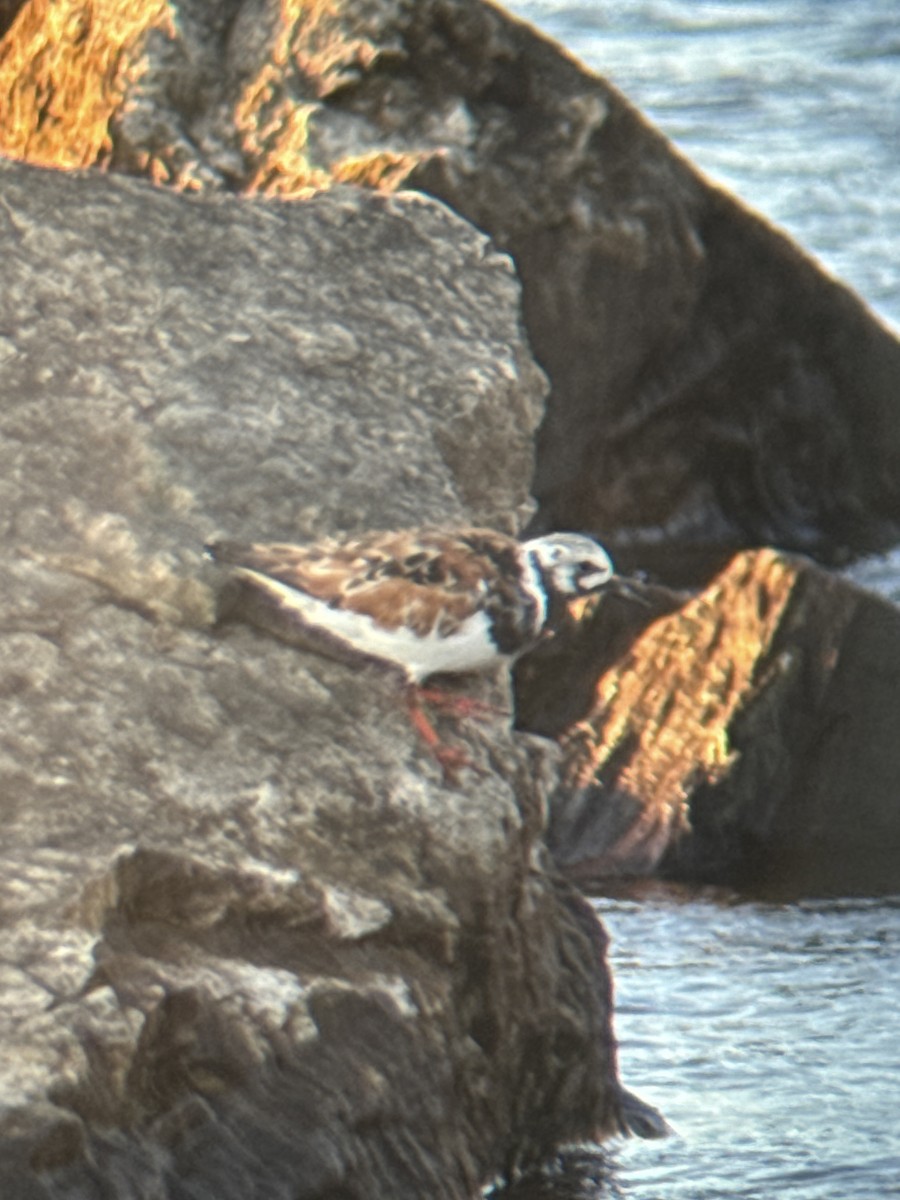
[[1, 1, 898, 1195]]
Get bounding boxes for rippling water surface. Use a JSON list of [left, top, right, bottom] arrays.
[[492, 4, 900, 1197], [603, 894, 900, 1200], [495, 893, 900, 1200], [505, 0, 900, 332]]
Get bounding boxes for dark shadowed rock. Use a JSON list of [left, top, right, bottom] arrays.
[[3, 0, 898, 581], [0, 0, 24, 38], [533, 550, 900, 896], [0, 157, 630, 1196]]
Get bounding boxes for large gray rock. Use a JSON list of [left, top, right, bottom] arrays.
[[0, 158, 624, 1196]]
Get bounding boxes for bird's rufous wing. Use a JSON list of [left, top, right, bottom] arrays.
[[207, 529, 519, 638]]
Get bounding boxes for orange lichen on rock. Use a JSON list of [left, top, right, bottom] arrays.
[[0, 0, 173, 169]]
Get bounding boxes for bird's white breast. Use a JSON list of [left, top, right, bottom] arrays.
[[233, 568, 500, 683]]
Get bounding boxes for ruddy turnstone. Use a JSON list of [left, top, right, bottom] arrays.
[[206, 526, 617, 779]]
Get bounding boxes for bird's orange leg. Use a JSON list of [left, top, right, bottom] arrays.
[[405, 686, 484, 784]]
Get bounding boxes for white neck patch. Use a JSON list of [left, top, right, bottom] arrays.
[[518, 547, 549, 632]]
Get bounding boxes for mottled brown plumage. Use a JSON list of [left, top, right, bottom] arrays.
[[209, 528, 534, 643], [206, 525, 617, 780]]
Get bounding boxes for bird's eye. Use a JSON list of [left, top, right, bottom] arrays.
[[578, 560, 594, 572]]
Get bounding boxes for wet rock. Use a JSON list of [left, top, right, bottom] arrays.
[[532, 550, 900, 896], [0, 157, 625, 1196], [3, 0, 899, 580]]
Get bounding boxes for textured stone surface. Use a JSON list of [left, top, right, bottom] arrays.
[[525, 551, 900, 896], [0, 156, 625, 1196], [3, 0, 899, 580]]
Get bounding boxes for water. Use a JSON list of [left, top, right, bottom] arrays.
[[495, 891, 900, 1200], [491, 5, 900, 1197], [604, 893, 900, 1200], [504, 0, 900, 334]]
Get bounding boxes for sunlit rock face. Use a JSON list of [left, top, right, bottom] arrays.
[[518, 549, 900, 897]]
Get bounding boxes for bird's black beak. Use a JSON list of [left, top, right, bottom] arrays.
[[608, 575, 653, 606]]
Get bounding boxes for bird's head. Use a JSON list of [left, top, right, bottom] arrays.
[[523, 532, 615, 598]]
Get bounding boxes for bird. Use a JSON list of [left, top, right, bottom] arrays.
[[205, 526, 618, 780]]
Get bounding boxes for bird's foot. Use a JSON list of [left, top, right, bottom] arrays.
[[431, 741, 487, 786], [405, 686, 489, 785]]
